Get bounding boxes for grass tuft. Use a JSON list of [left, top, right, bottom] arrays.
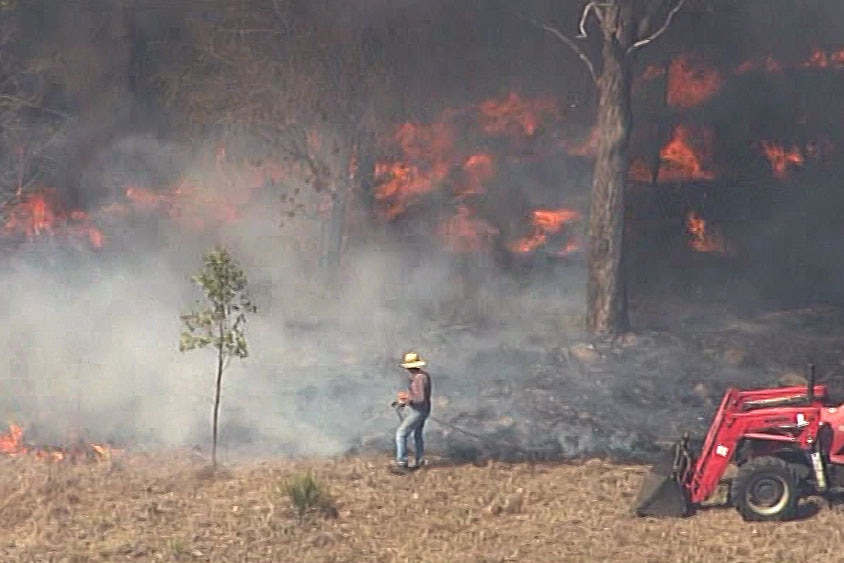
[[281, 470, 336, 521]]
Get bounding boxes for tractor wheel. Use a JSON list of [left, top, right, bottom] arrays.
[[730, 456, 800, 522]]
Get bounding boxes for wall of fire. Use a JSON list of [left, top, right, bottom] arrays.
[[1, 2, 844, 303]]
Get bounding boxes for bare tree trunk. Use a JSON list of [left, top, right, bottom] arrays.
[[324, 179, 347, 284], [519, 0, 686, 337], [323, 139, 360, 286], [212, 322, 224, 466], [587, 23, 633, 337]]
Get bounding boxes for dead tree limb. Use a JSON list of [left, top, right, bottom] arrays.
[[512, 11, 597, 83], [577, 1, 600, 38], [628, 0, 688, 53]]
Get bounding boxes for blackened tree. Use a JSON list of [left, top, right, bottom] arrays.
[[518, 0, 688, 337]]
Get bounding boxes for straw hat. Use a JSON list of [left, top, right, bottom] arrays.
[[400, 352, 426, 369]]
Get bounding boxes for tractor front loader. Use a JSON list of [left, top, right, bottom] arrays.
[[635, 365, 844, 521]]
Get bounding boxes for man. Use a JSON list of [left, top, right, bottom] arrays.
[[391, 351, 432, 475]]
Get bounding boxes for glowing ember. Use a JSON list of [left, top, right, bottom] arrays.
[[732, 55, 783, 75], [657, 125, 717, 182], [799, 47, 844, 69], [733, 46, 844, 75], [686, 211, 725, 253], [666, 54, 723, 108], [478, 92, 558, 137], [510, 208, 581, 255], [760, 141, 804, 179]]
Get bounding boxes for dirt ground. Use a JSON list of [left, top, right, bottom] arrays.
[[0, 452, 842, 563]]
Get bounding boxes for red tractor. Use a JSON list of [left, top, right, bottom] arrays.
[[635, 365, 844, 521]]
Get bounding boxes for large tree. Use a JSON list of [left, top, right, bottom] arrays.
[[519, 0, 688, 337]]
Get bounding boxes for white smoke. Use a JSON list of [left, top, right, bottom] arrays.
[[0, 133, 590, 459]]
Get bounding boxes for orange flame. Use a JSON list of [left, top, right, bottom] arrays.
[[0, 145, 290, 252], [0, 424, 25, 456], [686, 211, 725, 253], [666, 54, 723, 108], [628, 125, 717, 184], [510, 208, 581, 255], [641, 46, 844, 88], [478, 92, 558, 137], [657, 125, 717, 182], [1, 189, 104, 248], [0, 424, 117, 462], [374, 92, 565, 223], [759, 139, 834, 179], [374, 122, 455, 219], [760, 141, 804, 179]]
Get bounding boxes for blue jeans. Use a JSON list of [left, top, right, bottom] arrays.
[[395, 407, 428, 466]]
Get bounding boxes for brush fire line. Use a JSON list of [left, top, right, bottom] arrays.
[[635, 364, 844, 521], [0, 423, 117, 462]]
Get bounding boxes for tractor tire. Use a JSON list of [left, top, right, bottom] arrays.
[[730, 456, 801, 522]]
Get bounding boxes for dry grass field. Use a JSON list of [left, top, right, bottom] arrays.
[[0, 452, 842, 563]]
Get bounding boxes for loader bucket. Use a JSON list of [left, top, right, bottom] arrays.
[[634, 440, 693, 517]]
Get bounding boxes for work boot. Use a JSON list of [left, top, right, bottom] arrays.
[[412, 459, 428, 470], [389, 463, 410, 475]]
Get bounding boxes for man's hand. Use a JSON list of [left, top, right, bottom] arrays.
[[396, 390, 410, 405]]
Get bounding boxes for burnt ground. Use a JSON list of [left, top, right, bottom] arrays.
[[332, 269, 844, 466]]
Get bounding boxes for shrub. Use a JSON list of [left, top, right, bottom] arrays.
[[281, 471, 336, 521]]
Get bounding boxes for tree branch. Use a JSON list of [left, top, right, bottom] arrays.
[[0, 95, 72, 119], [628, 0, 688, 53], [577, 2, 599, 38], [512, 11, 597, 83]]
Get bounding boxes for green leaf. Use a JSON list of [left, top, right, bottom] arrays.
[[180, 245, 257, 362]]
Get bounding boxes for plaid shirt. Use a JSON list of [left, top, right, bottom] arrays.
[[407, 370, 432, 413]]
